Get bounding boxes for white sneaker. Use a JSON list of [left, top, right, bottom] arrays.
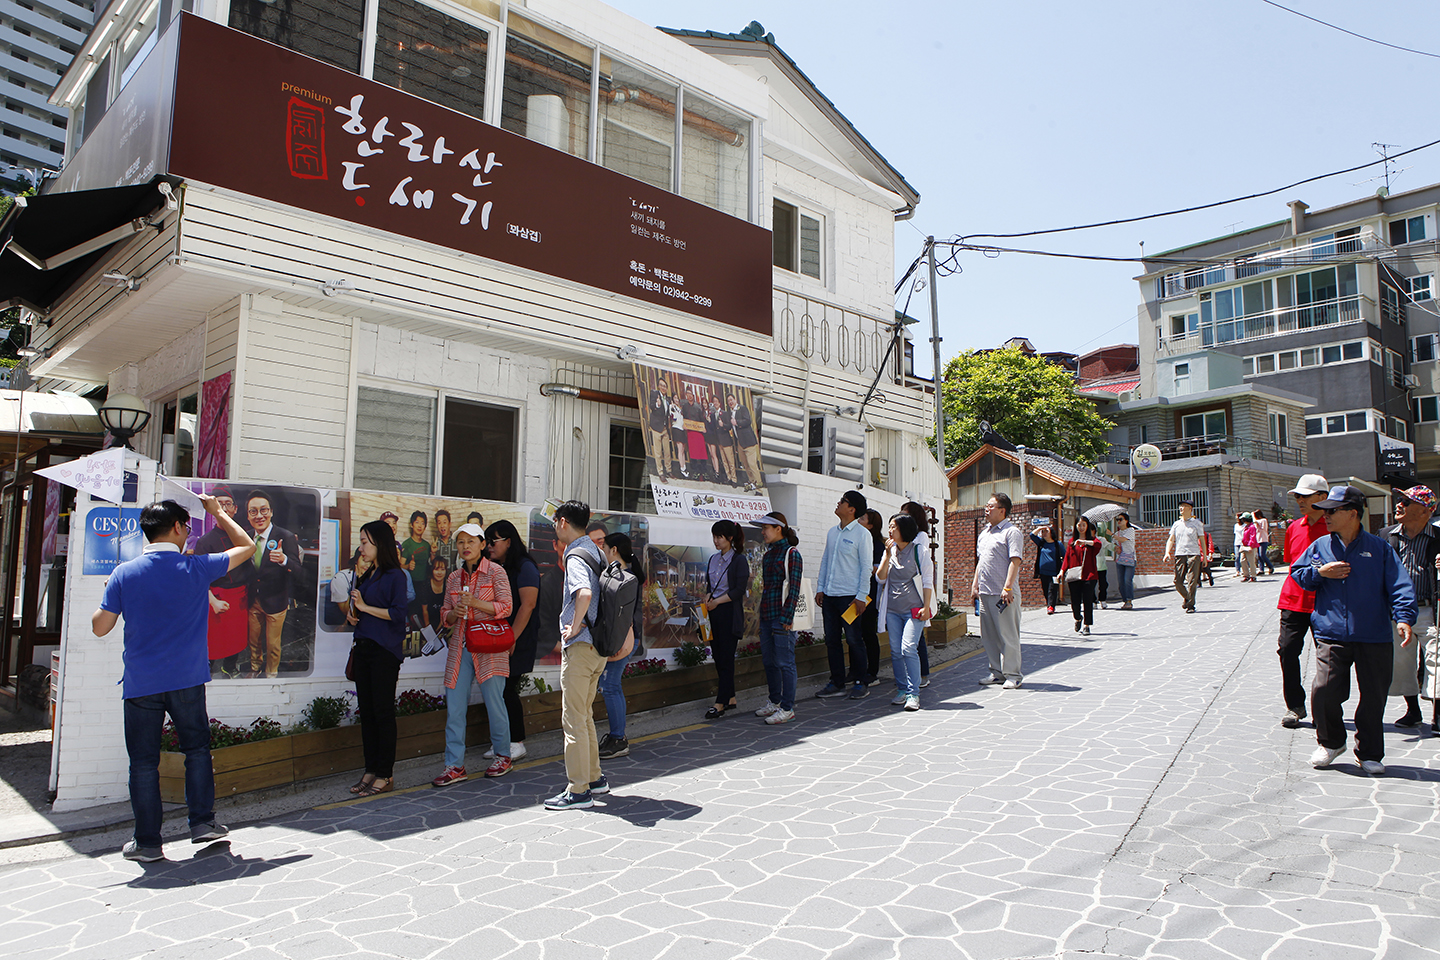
[[903, 696, 920, 712], [483, 746, 495, 759], [755, 702, 780, 718], [765, 708, 795, 724], [1100, 602, 1108, 609], [919, 676, 931, 688], [890, 692, 907, 706], [1310, 745, 1343, 768], [1002, 679, 1021, 690], [511, 742, 527, 761], [1361, 759, 1386, 776]]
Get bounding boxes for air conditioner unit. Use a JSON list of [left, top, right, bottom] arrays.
[[1117, 390, 1135, 402], [824, 416, 866, 483], [1404, 374, 1422, 390], [757, 397, 806, 471]]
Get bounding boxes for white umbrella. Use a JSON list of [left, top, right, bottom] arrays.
[[1083, 503, 1126, 523]]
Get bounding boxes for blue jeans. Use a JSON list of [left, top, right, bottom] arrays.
[[1257, 545, 1274, 575], [759, 619, 797, 710], [821, 595, 868, 687], [1116, 563, 1136, 602], [598, 649, 632, 738], [124, 684, 214, 849], [886, 611, 924, 697], [445, 648, 509, 767]]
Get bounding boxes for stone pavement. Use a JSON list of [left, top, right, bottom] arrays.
[[4, 575, 1440, 959]]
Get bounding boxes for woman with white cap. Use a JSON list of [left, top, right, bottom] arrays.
[[750, 511, 802, 724], [432, 522, 513, 786]]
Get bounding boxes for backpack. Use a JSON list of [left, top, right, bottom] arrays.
[[571, 551, 639, 658]]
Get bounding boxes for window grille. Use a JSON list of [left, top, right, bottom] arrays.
[[1142, 489, 1209, 528]]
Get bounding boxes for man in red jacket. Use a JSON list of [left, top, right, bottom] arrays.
[[1277, 474, 1331, 728]]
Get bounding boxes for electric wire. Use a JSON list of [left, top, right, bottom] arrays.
[[1258, 0, 1440, 60], [949, 137, 1440, 242]]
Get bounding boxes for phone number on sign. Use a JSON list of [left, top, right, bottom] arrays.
[[628, 275, 713, 308]]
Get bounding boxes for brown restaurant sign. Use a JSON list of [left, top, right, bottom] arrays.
[[66, 15, 772, 335]]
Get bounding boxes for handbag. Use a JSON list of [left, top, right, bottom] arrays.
[[1064, 566, 1082, 583], [782, 546, 815, 632], [459, 562, 517, 655], [465, 617, 517, 654]]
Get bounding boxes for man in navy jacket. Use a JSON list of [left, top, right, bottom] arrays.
[[1291, 485, 1416, 775]]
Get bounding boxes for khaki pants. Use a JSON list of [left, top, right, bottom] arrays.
[[741, 442, 764, 488], [1173, 556, 1201, 611], [560, 640, 606, 793], [1391, 607, 1435, 697], [648, 425, 671, 478], [247, 604, 287, 677], [719, 444, 738, 485]]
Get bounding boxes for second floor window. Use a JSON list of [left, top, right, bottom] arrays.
[[773, 199, 822, 281]]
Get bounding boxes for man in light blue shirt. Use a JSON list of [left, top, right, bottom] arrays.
[[814, 489, 873, 699]]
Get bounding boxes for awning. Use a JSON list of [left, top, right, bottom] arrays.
[[0, 389, 105, 435], [0, 176, 180, 312]]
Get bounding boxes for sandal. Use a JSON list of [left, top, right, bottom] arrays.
[[349, 773, 377, 795], [356, 777, 393, 797], [703, 706, 724, 720]]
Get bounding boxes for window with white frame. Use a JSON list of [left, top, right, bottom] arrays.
[[1196, 263, 1360, 346], [1389, 214, 1430, 246], [773, 199, 823, 281], [1413, 395, 1440, 424], [1142, 488, 1209, 527], [1387, 349, 1405, 388], [1404, 275, 1434, 301], [1304, 409, 1378, 437], [1390, 418, 1409, 442], [1244, 338, 1366, 376], [1269, 410, 1289, 447], [353, 386, 517, 498], [1181, 409, 1226, 438], [1412, 334, 1438, 363]]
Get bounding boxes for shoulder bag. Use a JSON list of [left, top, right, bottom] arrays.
[[461, 563, 517, 655]]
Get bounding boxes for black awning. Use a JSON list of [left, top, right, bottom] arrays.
[[0, 176, 180, 312]]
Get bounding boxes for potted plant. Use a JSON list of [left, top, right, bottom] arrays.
[[926, 599, 967, 647]]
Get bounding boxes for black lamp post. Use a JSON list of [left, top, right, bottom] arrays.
[[98, 393, 151, 449]]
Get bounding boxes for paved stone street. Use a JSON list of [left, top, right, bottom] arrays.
[[5, 575, 1440, 959]]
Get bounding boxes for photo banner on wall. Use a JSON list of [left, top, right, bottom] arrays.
[[631, 362, 772, 523]]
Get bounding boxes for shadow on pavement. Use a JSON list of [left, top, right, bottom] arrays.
[[120, 847, 312, 887]]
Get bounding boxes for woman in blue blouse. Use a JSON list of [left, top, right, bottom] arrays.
[[1030, 524, 1064, 614], [346, 520, 410, 797]]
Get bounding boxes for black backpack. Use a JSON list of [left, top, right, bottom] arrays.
[[571, 552, 639, 658]]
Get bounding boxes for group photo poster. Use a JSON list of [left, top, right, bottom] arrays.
[[631, 362, 772, 523], [179, 481, 322, 680], [317, 489, 530, 679]]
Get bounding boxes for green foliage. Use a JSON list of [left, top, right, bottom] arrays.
[[517, 673, 551, 695], [674, 640, 710, 668], [300, 694, 350, 730], [934, 599, 960, 621], [936, 347, 1114, 468]]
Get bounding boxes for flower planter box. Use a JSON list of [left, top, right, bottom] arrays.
[[925, 614, 967, 648], [156, 643, 832, 802]]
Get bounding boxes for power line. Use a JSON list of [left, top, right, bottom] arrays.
[[1258, 0, 1440, 59], [955, 137, 1440, 242]]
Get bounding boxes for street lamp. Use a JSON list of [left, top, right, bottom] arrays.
[[98, 393, 151, 449]]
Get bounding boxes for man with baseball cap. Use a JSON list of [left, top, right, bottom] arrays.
[[1290, 485, 1416, 775], [1383, 485, 1440, 730], [1275, 474, 1331, 728]]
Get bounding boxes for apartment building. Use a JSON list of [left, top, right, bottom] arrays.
[[0, 0, 92, 190]]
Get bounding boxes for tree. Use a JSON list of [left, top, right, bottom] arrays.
[[936, 347, 1113, 468]]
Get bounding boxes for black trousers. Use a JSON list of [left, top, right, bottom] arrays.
[[1313, 638, 1393, 761], [860, 601, 881, 684], [1276, 609, 1313, 713], [822, 595, 868, 686], [1068, 579, 1095, 627], [1038, 576, 1058, 608], [352, 638, 402, 778], [709, 608, 739, 704], [1097, 569, 1109, 604], [502, 673, 526, 743]]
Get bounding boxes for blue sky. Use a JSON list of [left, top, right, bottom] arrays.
[[618, 0, 1440, 373]]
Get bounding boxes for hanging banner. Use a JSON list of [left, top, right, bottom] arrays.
[[631, 363, 772, 522], [82, 506, 144, 575]]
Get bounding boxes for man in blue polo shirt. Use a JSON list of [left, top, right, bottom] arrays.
[[92, 495, 256, 862]]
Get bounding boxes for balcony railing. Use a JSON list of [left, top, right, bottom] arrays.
[[773, 288, 903, 383], [1160, 294, 1372, 355], [1103, 436, 1305, 468], [1157, 229, 1387, 300]]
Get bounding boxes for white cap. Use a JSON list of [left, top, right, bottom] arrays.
[[455, 523, 485, 539], [1286, 474, 1330, 496]]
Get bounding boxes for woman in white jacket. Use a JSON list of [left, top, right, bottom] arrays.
[[877, 512, 934, 711]]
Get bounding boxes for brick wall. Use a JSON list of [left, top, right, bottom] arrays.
[[947, 507, 1172, 608]]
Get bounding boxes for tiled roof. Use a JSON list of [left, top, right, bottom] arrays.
[[1081, 378, 1141, 395], [1019, 447, 1131, 491]]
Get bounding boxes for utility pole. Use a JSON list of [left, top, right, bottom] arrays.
[[927, 237, 944, 469]]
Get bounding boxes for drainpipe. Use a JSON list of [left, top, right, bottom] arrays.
[[1016, 444, 1027, 498]]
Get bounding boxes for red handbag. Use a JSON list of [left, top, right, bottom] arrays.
[[465, 618, 516, 654], [459, 563, 516, 654]]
